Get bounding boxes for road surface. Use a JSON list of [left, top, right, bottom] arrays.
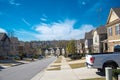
[[0, 56, 56, 80]]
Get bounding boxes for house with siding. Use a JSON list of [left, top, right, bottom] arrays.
[[0, 33, 10, 58], [106, 8, 120, 52], [9, 37, 19, 55], [76, 40, 81, 53], [92, 26, 107, 53], [79, 39, 85, 53], [84, 30, 94, 53]]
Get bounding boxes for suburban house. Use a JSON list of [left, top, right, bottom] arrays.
[[84, 30, 94, 53], [106, 8, 120, 52], [9, 37, 19, 56], [92, 26, 107, 53], [76, 40, 81, 53], [79, 39, 85, 53], [0, 33, 10, 58], [18, 41, 25, 55]]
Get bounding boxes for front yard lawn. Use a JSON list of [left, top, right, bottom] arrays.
[[47, 66, 61, 71], [69, 63, 85, 69], [83, 77, 115, 80], [54, 56, 62, 63]]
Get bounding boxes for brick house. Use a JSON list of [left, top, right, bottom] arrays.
[[0, 33, 10, 58], [92, 26, 107, 53], [106, 8, 120, 52]]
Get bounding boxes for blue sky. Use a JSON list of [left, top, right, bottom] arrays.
[[0, 0, 120, 41]]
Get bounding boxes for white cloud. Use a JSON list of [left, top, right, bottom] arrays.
[[9, 0, 21, 6], [22, 18, 31, 26], [34, 20, 95, 40], [40, 18, 47, 21], [0, 28, 7, 33], [40, 14, 48, 21], [13, 20, 95, 41]]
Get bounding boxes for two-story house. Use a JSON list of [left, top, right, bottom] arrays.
[[79, 39, 85, 53], [84, 30, 94, 53], [0, 33, 10, 59], [76, 40, 81, 53], [93, 26, 107, 53], [106, 8, 120, 52], [9, 37, 19, 56]]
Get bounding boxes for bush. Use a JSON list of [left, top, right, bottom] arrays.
[[81, 53, 87, 57], [69, 53, 82, 60], [112, 69, 120, 80], [33, 54, 39, 59]]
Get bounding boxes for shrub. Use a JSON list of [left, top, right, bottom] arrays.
[[33, 54, 39, 59], [112, 69, 120, 80], [81, 53, 87, 57], [69, 53, 82, 60]]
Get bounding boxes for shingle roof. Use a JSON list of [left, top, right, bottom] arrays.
[[112, 8, 120, 18], [10, 37, 18, 43], [0, 33, 6, 41], [85, 30, 94, 39], [96, 26, 107, 34]]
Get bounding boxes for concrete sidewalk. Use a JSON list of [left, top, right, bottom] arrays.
[[31, 56, 104, 80]]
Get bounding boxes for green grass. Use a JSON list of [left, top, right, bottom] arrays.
[[83, 77, 115, 80], [69, 63, 85, 69], [47, 67, 61, 71], [82, 78, 105, 80], [0, 63, 14, 66], [50, 65, 61, 67]]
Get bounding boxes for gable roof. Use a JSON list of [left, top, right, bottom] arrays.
[[0, 33, 9, 41], [0, 33, 4, 40], [96, 26, 107, 34], [85, 30, 94, 39], [112, 8, 120, 18], [106, 8, 120, 24]]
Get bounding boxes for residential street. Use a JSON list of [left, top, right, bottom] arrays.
[[0, 56, 56, 80]]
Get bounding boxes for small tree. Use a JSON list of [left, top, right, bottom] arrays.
[[66, 40, 77, 55]]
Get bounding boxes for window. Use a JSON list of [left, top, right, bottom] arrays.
[[108, 27, 112, 36], [95, 36, 97, 43], [115, 24, 120, 35]]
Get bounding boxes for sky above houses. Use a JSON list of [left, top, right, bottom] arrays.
[[0, 0, 120, 41]]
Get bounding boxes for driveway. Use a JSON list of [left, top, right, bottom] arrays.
[[73, 67, 104, 80]]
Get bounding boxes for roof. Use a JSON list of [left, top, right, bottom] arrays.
[[106, 8, 120, 24], [112, 8, 120, 18], [85, 30, 94, 39], [10, 37, 19, 43], [0, 33, 8, 41], [96, 26, 107, 34]]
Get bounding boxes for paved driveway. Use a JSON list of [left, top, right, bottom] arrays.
[[73, 67, 104, 80]]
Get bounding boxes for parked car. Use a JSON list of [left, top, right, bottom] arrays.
[[39, 55, 44, 59], [86, 45, 120, 72]]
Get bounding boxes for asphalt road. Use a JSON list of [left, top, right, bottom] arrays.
[[0, 56, 56, 80]]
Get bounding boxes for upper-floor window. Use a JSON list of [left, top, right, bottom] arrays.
[[95, 36, 97, 43], [108, 27, 112, 36], [115, 24, 120, 35]]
